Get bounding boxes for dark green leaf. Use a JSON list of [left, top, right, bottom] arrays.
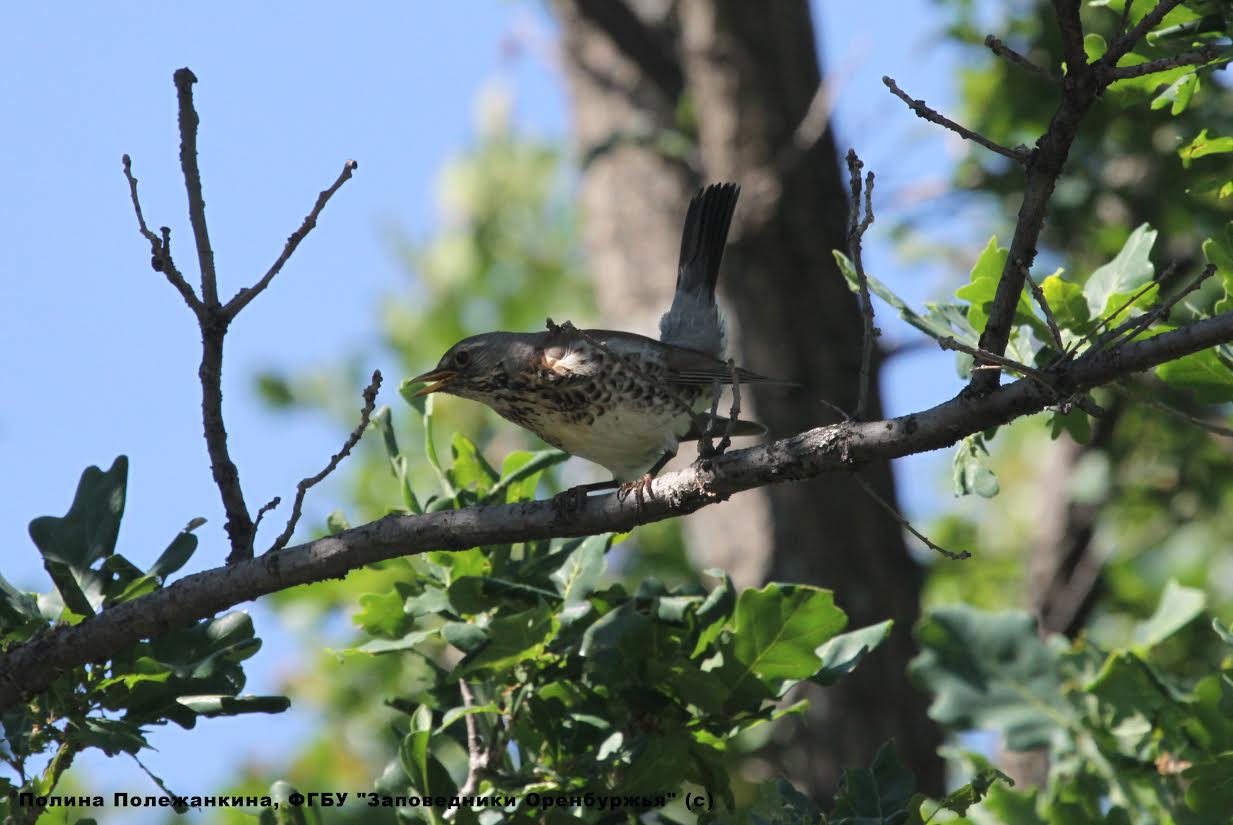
[[729, 583, 847, 696], [458, 607, 555, 675], [814, 620, 894, 686], [176, 694, 291, 716], [148, 530, 197, 581], [910, 606, 1064, 751], [830, 741, 915, 824], [29, 457, 129, 615], [1133, 579, 1206, 649], [549, 533, 608, 603]]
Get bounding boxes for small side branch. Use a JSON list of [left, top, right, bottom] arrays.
[[1103, 0, 1188, 68], [984, 35, 1060, 83], [224, 159, 359, 319], [122, 155, 202, 314], [852, 473, 970, 561], [1110, 46, 1229, 80], [846, 149, 878, 420], [1023, 266, 1065, 351], [266, 371, 382, 554], [883, 76, 1031, 165]]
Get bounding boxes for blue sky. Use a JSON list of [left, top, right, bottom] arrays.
[[1, 0, 988, 817]]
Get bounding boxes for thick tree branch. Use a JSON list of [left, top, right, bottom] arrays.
[[6, 309, 1233, 712]]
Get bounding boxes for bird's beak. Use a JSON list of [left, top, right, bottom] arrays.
[[409, 368, 457, 397]]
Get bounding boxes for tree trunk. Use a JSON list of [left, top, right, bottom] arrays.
[[552, 0, 942, 797]]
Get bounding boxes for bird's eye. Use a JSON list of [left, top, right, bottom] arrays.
[[454, 350, 472, 368]]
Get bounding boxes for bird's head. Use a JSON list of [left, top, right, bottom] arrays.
[[410, 332, 540, 401]]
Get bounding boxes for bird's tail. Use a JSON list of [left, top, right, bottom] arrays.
[[658, 183, 740, 356]]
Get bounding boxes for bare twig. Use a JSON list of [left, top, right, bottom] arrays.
[[1075, 280, 1161, 354], [253, 496, 282, 533], [984, 35, 1060, 82], [1099, 264, 1216, 352], [266, 371, 382, 554], [173, 69, 219, 308], [939, 336, 1049, 384], [852, 473, 970, 561], [1103, 0, 1187, 67], [1023, 266, 1065, 351], [122, 155, 202, 314], [1118, 0, 1134, 38], [846, 149, 878, 420], [1123, 387, 1233, 439], [1110, 45, 1228, 79], [224, 159, 359, 319], [883, 76, 1031, 165]]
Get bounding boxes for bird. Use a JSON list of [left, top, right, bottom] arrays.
[[410, 183, 780, 500]]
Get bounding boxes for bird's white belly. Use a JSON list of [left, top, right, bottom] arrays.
[[541, 405, 688, 481]]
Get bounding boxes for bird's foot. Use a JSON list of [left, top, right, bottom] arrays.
[[616, 474, 656, 508]]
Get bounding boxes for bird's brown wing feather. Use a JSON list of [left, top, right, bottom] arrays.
[[580, 329, 793, 388]]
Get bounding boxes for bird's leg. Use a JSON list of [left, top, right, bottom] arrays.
[[713, 358, 741, 457], [697, 377, 724, 459], [616, 451, 674, 507]]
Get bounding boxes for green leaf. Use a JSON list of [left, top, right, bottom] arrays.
[[1085, 223, 1158, 320], [830, 740, 915, 824], [954, 237, 1048, 340], [1049, 406, 1092, 444], [325, 510, 351, 535], [176, 694, 291, 716], [1184, 752, 1233, 815], [814, 620, 894, 686], [436, 702, 499, 734], [692, 570, 735, 655], [447, 432, 499, 495], [148, 530, 197, 581], [910, 606, 1063, 750], [1180, 129, 1233, 166], [1040, 271, 1090, 332], [401, 382, 455, 499], [399, 723, 456, 805], [549, 533, 609, 603], [486, 449, 568, 503], [441, 621, 489, 653], [835, 251, 975, 343], [1156, 347, 1233, 402], [0, 574, 41, 627], [729, 583, 847, 696], [1206, 223, 1233, 313], [1133, 579, 1206, 649], [354, 584, 414, 639], [953, 434, 999, 498], [458, 607, 556, 676], [1151, 71, 1199, 115], [28, 457, 129, 616]]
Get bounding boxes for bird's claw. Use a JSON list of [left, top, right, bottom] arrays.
[[616, 474, 656, 508]]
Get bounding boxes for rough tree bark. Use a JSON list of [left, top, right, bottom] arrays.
[[551, 0, 942, 796]]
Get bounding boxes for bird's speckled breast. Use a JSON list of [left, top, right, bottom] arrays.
[[463, 347, 709, 480]]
